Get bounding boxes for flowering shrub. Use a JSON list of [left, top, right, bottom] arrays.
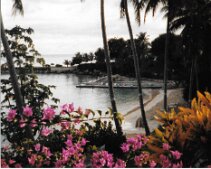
[[148, 91, 211, 167], [1, 102, 183, 168]]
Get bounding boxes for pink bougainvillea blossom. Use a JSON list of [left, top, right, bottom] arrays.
[[171, 150, 182, 160], [121, 143, 130, 153], [1, 159, 9, 168], [34, 144, 41, 152], [9, 159, 15, 165], [163, 143, 171, 151], [160, 154, 171, 168], [60, 121, 70, 130], [172, 161, 183, 168], [30, 119, 37, 128], [19, 118, 26, 128], [92, 151, 114, 168], [42, 146, 52, 158], [41, 127, 53, 137], [149, 160, 157, 168], [61, 103, 74, 114], [42, 107, 56, 121], [114, 159, 126, 168], [80, 138, 87, 146], [28, 154, 37, 166], [23, 106, 33, 117], [7, 109, 17, 122]]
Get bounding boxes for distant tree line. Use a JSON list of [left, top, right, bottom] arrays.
[[72, 33, 184, 81]]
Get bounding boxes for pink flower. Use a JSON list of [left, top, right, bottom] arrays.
[[77, 106, 83, 114], [60, 121, 70, 130], [15, 163, 22, 168], [62, 148, 71, 161], [42, 107, 55, 121], [30, 119, 37, 128], [171, 150, 182, 160], [85, 109, 91, 116], [114, 159, 126, 168], [54, 160, 63, 168], [1, 159, 9, 168], [163, 143, 170, 151], [23, 106, 33, 117], [80, 138, 87, 146], [61, 103, 74, 114], [127, 137, 136, 144], [149, 160, 157, 168], [34, 143, 41, 151], [9, 159, 15, 164], [42, 146, 52, 158], [160, 154, 171, 168], [65, 139, 73, 147], [172, 161, 183, 168], [28, 154, 37, 166], [74, 160, 85, 168], [7, 109, 17, 121], [121, 143, 130, 152], [134, 156, 141, 167], [19, 118, 26, 128], [92, 151, 113, 168], [41, 127, 53, 137]]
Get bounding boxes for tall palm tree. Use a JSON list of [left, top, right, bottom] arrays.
[[1, 0, 33, 139], [1, 0, 24, 113], [142, 0, 173, 111], [100, 0, 123, 136], [170, 0, 211, 106], [120, 0, 150, 135]]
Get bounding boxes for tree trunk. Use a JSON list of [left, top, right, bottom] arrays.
[[163, 6, 170, 111], [188, 56, 195, 106], [124, 0, 150, 135], [1, 13, 24, 113], [1, 14, 33, 139], [100, 0, 123, 136]]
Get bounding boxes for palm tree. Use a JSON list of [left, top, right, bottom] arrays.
[[1, 0, 24, 113], [142, 0, 173, 111], [1, 0, 33, 139], [170, 0, 211, 105], [100, 0, 123, 136], [120, 0, 150, 135], [64, 59, 70, 67]]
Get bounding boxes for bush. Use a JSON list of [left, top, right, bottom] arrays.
[[148, 91, 211, 167]]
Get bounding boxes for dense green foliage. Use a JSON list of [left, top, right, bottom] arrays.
[[1, 26, 59, 111]]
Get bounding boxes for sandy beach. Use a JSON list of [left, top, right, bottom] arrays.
[[123, 88, 186, 136]]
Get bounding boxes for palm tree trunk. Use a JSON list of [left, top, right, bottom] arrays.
[[194, 56, 199, 90], [1, 13, 24, 113], [188, 55, 195, 106], [1, 14, 33, 139], [124, 0, 150, 135], [163, 8, 170, 111], [100, 0, 123, 136]]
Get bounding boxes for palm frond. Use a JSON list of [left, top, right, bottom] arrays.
[[120, 0, 126, 18], [12, 0, 24, 16]]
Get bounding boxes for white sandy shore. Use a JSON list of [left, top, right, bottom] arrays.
[[123, 88, 186, 136]]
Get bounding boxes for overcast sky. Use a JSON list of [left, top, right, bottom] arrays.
[[2, 0, 167, 55]]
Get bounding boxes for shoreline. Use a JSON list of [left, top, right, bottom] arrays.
[[123, 88, 186, 136]]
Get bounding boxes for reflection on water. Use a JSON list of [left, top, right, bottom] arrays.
[[1, 74, 147, 114]]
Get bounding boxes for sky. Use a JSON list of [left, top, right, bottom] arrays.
[[2, 0, 167, 55]]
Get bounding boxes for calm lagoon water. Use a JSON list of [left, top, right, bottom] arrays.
[[1, 74, 147, 114]]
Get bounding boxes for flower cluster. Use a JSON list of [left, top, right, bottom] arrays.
[[91, 150, 126, 168], [159, 143, 183, 168], [121, 134, 148, 153], [1, 104, 184, 168]]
